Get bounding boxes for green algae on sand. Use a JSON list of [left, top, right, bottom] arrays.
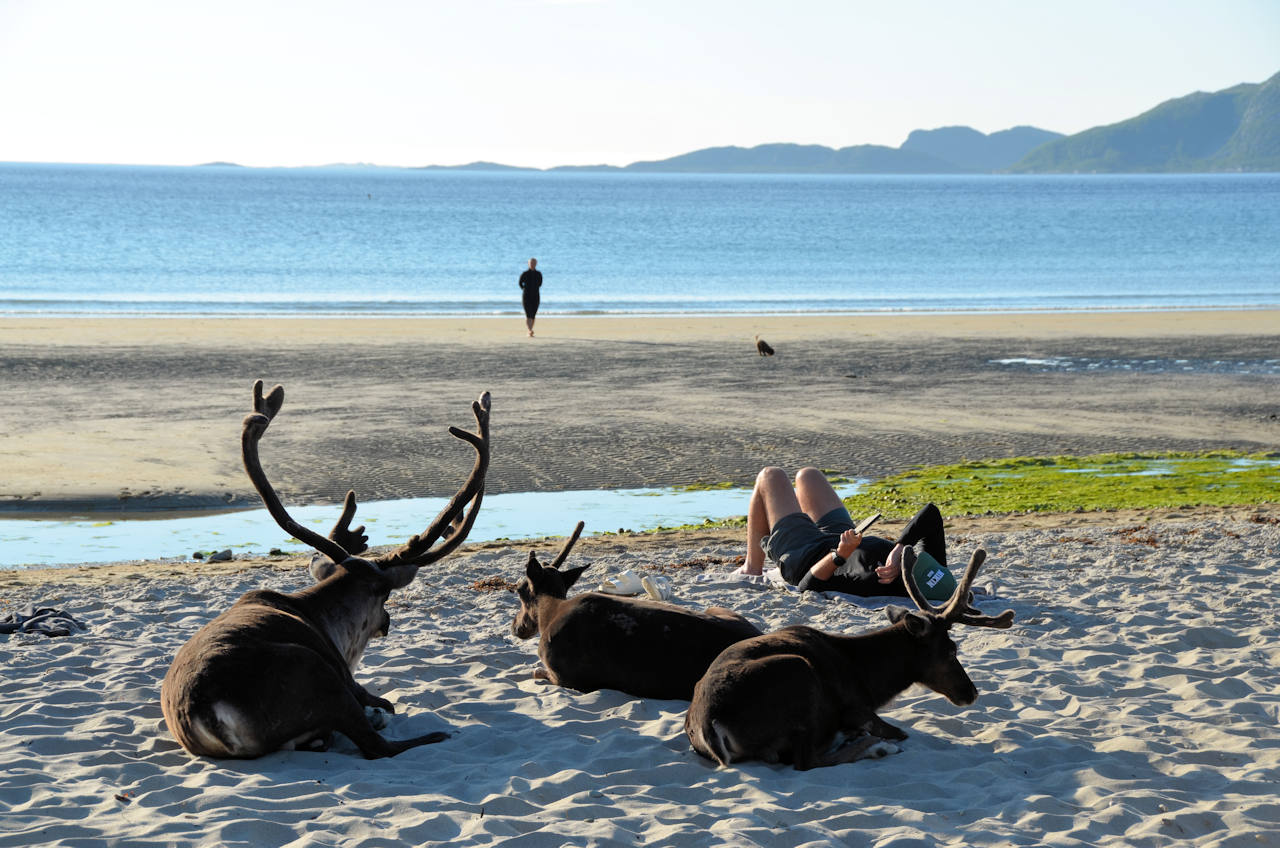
[[682, 451, 1279, 530], [841, 451, 1280, 520]]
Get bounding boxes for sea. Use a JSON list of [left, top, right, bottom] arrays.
[[2, 163, 1279, 317], [3, 163, 1279, 566]]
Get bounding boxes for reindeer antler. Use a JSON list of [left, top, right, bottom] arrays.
[[373, 391, 492, 568], [901, 547, 1015, 629], [242, 381, 353, 565], [547, 521, 586, 570], [328, 490, 369, 555]]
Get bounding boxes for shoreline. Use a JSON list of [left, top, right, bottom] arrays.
[[3, 501, 1276, 584], [3, 308, 1278, 343], [1, 310, 1276, 516], [5, 304, 1280, 321]]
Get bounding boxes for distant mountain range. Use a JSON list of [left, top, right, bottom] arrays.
[[417, 71, 1279, 174], [421, 128, 1063, 175]]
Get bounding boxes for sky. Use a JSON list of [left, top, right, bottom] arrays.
[[1, 0, 1277, 169]]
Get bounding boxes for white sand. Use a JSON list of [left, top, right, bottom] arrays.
[[2, 512, 1279, 847]]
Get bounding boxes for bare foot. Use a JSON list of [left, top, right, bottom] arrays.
[[733, 563, 763, 576]]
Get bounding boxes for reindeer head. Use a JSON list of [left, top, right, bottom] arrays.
[[242, 380, 491, 664], [512, 521, 587, 639], [885, 547, 1014, 706]]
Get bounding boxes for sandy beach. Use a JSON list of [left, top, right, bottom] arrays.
[[0, 311, 1276, 515], [1, 311, 1278, 846], [2, 505, 1279, 846]]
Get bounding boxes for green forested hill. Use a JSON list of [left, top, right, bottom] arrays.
[[1011, 72, 1280, 173], [900, 125, 1064, 172]]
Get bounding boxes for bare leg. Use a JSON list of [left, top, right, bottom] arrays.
[[794, 466, 845, 522], [525, 317, 535, 337], [735, 467, 804, 575]]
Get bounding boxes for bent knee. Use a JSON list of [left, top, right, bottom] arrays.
[[794, 467, 828, 487], [917, 502, 943, 522], [756, 466, 789, 487]]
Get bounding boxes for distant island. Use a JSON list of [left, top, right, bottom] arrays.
[[203, 71, 1279, 175], [417, 128, 1063, 175], [418, 71, 1280, 175]]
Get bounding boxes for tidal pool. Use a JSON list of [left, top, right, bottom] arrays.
[[1, 483, 865, 569]]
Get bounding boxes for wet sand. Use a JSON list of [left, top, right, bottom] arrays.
[[2, 310, 1278, 846], [0, 311, 1276, 516]]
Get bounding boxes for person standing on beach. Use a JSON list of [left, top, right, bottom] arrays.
[[519, 258, 542, 337]]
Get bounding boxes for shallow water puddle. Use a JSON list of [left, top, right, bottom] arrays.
[[0, 484, 864, 569], [989, 356, 1280, 375]]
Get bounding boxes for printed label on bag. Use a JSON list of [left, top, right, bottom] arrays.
[[925, 568, 944, 588]]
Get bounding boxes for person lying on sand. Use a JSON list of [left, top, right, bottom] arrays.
[[733, 466, 957, 598]]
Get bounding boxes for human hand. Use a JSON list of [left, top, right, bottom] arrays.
[[876, 543, 905, 584], [837, 529, 862, 559]]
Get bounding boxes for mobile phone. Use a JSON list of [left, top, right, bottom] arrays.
[[854, 513, 882, 535]]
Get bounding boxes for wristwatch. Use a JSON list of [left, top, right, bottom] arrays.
[[831, 550, 847, 567]]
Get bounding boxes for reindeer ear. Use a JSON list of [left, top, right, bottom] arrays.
[[902, 611, 935, 637], [382, 562, 420, 590], [525, 552, 543, 581], [885, 604, 910, 623], [560, 564, 591, 589], [888, 605, 935, 636], [310, 553, 339, 582]]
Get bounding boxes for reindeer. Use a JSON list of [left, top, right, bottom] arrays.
[[512, 522, 763, 700], [161, 381, 490, 759], [685, 547, 1014, 770]]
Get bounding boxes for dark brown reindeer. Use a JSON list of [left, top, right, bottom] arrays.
[[161, 381, 490, 759], [512, 522, 763, 700], [685, 547, 1014, 770]]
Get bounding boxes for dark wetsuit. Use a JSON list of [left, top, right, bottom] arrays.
[[519, 268, 542, 320], [762, 503, 947, 597]]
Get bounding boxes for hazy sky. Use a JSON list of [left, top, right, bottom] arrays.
[[1, 0, 1276, 168]]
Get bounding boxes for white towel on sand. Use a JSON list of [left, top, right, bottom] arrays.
[[694, 568, 1002, 610]]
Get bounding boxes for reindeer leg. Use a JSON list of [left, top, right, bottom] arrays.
[[865, 714, 909, 741], [350, 681, 395, 714], [330, 690, 451, 759], [841, 706, 908, 742], [814, 733, 901, 767], [298, 732, 334, 752]]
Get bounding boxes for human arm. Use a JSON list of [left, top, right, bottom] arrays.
[[806, 529, 862, 582]]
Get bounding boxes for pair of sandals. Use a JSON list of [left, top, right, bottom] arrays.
[[597, 570, 672, 601]]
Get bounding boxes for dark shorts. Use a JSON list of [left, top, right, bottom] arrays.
[[761, 507, 855, 585]]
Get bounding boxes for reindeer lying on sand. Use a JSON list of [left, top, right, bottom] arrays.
[[161, 381, 490, 759], [685, 547, 1014, 770], [512, 522, 763, 700]]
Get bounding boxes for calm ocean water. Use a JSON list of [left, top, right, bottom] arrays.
[[1, 163, 1278, 316]]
